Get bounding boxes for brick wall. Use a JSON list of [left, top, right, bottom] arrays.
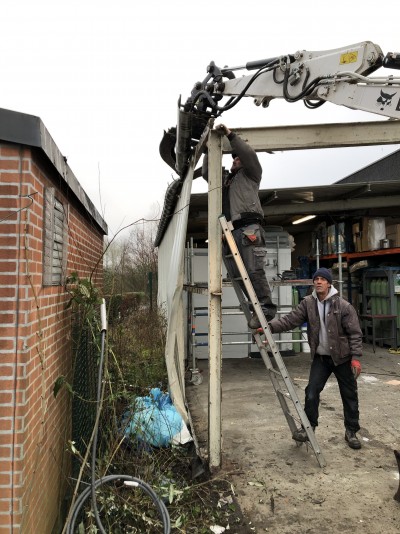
[[0, 142, 104, 533]]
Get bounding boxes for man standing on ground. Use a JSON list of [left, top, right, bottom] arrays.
[[202, 124, 276, 328], [269, 267, 363, 449]]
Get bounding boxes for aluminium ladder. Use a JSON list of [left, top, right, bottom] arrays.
[[219, 215, 326, 468]]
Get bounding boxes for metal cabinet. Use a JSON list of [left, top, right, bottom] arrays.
[[362, 267, 400, 348]]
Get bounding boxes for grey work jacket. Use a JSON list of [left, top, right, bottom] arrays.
[[269, 292, 363, 365], [202, 133, 264, 223]]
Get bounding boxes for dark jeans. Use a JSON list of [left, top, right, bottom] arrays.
[[304, 354, 360, 432], [224, 223, 276, 316]]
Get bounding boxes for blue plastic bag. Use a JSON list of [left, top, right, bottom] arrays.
[[122, 388, 191, 447]]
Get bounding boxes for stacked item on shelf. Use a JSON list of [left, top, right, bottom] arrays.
[[352, 217, 386, 252]]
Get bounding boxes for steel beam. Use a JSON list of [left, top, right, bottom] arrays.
[[264, 194, 400, 216], [222, 121, 400, 153]]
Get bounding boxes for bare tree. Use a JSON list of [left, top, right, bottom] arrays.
[[103, 205, 160, 302], [125, 219, 158, 296]]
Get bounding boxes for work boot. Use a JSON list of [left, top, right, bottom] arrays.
[[345, 429, 362, 449], [248, 307, 275, 329], [248, 313, 261, 329], [292, 426, 315, 443], [262, 307, 276, 322]]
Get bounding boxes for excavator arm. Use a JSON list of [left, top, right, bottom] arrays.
[[160, 41, 400, 177]]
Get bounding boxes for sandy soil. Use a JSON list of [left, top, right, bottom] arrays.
[[186, 344, 400, 533]]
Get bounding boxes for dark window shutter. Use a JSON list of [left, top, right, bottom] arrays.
[[43, 188, 68, 286]]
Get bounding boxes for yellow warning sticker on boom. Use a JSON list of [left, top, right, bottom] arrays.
[[340, 51, 358, 64]]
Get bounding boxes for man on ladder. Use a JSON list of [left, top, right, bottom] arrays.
[[202, 124, 276, 328]]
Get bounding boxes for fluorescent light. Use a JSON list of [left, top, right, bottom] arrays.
[[292, 215, 316, 225]]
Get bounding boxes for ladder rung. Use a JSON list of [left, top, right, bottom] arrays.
[[194, 341, 255, 348], [271, 340, 306, 344], [268, 368, 282, 377], [276, 389, 291, 399]]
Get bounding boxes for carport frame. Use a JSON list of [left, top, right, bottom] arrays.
[[199, 119, 400, 470]]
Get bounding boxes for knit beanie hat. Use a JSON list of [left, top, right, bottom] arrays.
[[312, 267, 332, 284]]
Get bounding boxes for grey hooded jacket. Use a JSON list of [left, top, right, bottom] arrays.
[[202, 132, 264, 223], [269, 286, 363, 365]]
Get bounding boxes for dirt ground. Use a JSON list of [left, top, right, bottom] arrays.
[[186, 343, 400, 533]]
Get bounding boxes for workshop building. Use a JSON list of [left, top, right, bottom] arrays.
[[184, 148, 400, 355]]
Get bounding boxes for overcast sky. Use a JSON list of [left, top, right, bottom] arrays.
[[2, 1, 400, 239]]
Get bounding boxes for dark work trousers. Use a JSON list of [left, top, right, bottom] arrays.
[[223, 223, 276, 316], [304, 354, 360, 432]]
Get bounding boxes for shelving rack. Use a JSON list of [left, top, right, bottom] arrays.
[[361, 267, 400, 349]]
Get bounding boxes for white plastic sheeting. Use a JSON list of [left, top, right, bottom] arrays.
[[157, 168, 194, 423]]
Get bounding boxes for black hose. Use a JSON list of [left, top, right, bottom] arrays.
[[189, 59, 279, 116], [214, 61, 279, 114], [281, 58, 326, 103], [67, 475, 171, 534], [66, 300, 170, 533]]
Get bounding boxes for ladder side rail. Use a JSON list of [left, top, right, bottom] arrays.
[[219, 215, 326, 468], [254, 335, 299, 433], [221, 217, 301, 422], [222, 256, 252, 322], [258, 330, 326, 466], [223, 245, 299, 426], [220, 214, 303, 384], [222, 253, 255, 359]]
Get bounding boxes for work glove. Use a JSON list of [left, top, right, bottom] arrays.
[[216, 124, 230, 136], [351, 359, 362, 379]]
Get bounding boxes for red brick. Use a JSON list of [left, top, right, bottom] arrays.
[[0, 393, 13, 406], [0, 261, 16, 273], [0, 160, 20, 171], [0, 185, 19, 196], [0, 419, 12, 432], [0, 236, 17, 247], [0, 339, 15, 351], [0, 473, 11, 486]]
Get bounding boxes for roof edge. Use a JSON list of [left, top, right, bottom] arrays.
[[0, 107, 108, 235]]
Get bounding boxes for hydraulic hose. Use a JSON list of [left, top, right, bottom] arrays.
[[66, 299, 170, 533]]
